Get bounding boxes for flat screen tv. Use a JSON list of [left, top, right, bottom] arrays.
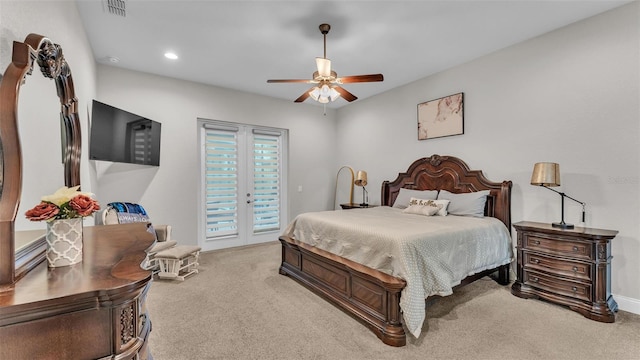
[[89, 100, 161, 166]]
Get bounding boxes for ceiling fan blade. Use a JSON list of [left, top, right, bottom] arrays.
[[333, 86, 358, 102], [267, 79, 316, 84], [336, 74, 384, 84], [294, 87, 317, 102]]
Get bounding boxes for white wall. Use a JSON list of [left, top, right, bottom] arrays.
[[0, 1, 97, 231], [336, 3, 640, 310], [94, 66, 338, 248]]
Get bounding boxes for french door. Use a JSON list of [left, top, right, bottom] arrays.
[[198, 119, 288, 251]]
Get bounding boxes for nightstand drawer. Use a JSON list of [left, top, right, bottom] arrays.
[[524, 270, 591, 302], [524, 234, 592, 260], [523, 252, 591, 281]]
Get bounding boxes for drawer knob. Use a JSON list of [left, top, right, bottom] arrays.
[[573, 246, 579, 252], [572, 286, 578, 292], [534, 240, 540, 245], [572, 266, 578, 272], [531, 277, 539, 283], [531, 259, 540, 264]]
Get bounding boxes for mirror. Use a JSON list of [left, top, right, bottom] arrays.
[[0, 34, 81, 286]]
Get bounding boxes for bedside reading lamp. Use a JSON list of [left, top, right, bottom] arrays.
[[333, 166, 354, 209], [530, 162, 585, 229], [355, 170, 369, 206]]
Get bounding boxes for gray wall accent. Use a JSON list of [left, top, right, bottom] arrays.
[[336, 3, 640, 307]]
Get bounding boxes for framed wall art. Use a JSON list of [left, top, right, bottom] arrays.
[[417, 92, 464, 140]]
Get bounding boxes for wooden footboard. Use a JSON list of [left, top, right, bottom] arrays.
[[279, 235, 407, 347]]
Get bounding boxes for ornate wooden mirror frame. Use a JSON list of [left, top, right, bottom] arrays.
[[0, 33, 81, 286]]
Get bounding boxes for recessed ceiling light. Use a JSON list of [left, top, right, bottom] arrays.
[[107, 56, 120, 63], [164, 52, 178, 60]]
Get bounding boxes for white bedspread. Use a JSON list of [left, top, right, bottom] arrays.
[[282, 206, 513, 338]]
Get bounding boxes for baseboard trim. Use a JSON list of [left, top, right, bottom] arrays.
[[614, 293, 640, 315]]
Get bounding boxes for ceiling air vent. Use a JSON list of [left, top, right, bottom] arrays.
[[104, 0, 126, 17]]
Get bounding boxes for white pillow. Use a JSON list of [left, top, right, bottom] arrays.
[[403, 204, 440, 216], [406, 197, 450, 216], [437, 190, 490, 217], [392, 188, 438, 209]]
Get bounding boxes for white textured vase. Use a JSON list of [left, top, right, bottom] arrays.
[[46, 217, 83, 267]]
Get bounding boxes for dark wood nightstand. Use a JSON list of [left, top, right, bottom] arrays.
[[340, 203, 378, 209], [511, 221, 618, 322]]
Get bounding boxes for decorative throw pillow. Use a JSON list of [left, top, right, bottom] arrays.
[[403, 203, 440, 216], [407, 197, 450, 216], [437, 190, 490, 217], [432, 199, 450, 216], [392, 188, 438, 209]]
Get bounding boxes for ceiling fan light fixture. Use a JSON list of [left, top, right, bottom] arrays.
[[309, 84, 341, 103], [316, 58, 332, 78], [329, 86, 341, 101], [309, 87, 321, 101]]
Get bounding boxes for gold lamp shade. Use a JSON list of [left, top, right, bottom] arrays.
[[355, 171, 368, 187], [531, 162, 560, 187]]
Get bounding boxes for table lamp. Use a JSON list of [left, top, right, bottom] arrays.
[[530, 162, 585, 229], [355, 170, 369, 206]]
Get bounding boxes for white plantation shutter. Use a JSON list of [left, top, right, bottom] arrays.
[[203, 125, 239, 238], [252, 130, 281, 233], [198, 119, 287, 251]]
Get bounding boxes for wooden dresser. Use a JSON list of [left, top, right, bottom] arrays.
[[0, 223, 155, 359], [511, 221, 618, 322]]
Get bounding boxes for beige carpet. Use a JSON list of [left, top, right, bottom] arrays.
[[147, 241, 640, 360]]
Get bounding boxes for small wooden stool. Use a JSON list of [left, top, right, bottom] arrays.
[[155, 245, 201, 281]]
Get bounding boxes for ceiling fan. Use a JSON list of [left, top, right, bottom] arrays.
[[267, 23, 384, 104]]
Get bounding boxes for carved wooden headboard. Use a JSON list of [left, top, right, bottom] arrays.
[[0, 34, 81, 286], [381, 154, 512, 231]]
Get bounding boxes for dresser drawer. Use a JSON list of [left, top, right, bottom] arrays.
[[523, 234, 592, 260], [524, 270, 591, 302], [523, 252, 591, 281]]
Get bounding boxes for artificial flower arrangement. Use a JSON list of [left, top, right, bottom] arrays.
[[25, 186, 101, 221]]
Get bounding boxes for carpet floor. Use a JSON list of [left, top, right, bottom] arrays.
[[146, 241, 640, 360]]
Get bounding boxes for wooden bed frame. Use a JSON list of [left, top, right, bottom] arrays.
[[279, 154, 512, 346]]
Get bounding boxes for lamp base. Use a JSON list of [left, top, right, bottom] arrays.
[[552, 222, 574, 229]]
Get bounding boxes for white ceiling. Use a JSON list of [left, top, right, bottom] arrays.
[[76, 0, 630, 108]]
